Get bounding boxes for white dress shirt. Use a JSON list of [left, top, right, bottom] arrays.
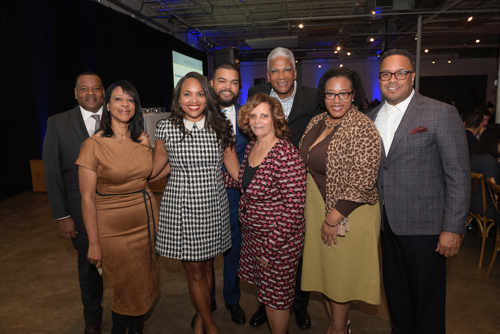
[[270, 80, 297, 118], [184, 116, 206, 131], [222, 105, 236, 134], [79, 106, 103, 136], [374, 90, 415, 156]]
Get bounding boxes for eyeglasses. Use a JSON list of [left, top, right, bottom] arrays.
[[324, 91, 353, 100], [378, 70, 412, 81]]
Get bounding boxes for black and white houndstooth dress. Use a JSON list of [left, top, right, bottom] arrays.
[[155, 118, 231, 261]]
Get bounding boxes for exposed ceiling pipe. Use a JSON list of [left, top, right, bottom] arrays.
[[339, 3, 360, 33], [278, 9, 500, 21], [156, 0, 221, 48], [422, 0, 463, 24], [106, 0, 171, 33]]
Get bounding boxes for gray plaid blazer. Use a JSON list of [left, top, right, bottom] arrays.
[[366, 92, 470, 236]]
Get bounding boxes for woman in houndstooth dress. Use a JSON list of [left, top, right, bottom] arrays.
[[150, 72, 240, 334]]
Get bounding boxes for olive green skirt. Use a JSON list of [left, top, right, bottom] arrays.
[[301, 172, 381, 304]]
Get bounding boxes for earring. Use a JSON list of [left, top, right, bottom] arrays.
[[107, 109, 110, 111], [352, 98, 354, 102]]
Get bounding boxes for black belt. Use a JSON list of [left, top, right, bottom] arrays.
[[97, 188, 158, 271]]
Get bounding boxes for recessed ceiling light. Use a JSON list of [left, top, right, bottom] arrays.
[[340, 64, 343, 67], [337, 46, 341, 51], [347, 52, 351, 56], [318, 64, 322, 68], [424, 49, 429, 53], [468, 16, 473, 22], [369, 37, 375, 42], [432, 59, 436, 64], [476, 39, 480, 43], [299, 23, 304, 29], [448, 60, 452, 64]]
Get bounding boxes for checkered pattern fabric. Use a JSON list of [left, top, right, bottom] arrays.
[[155, 119, 231, 261]]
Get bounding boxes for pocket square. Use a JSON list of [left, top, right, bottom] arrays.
[[410, 126, 427, 135]]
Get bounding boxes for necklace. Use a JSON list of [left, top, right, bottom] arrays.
[[324, 117, 340, 129]]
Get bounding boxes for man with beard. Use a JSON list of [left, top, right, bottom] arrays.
[[195, 62, 248, 325], [247, 47, 322, 330]]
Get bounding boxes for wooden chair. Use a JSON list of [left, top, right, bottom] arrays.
[[462, 172, 495, 268], [485, 178, 500, 277]]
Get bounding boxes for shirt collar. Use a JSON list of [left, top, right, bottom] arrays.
[[79, 105, 103, 120], [383, 89, 415, 114], [270, 80, 297, 102], [183, 116, 205, 130], [222, 105, 235, 114]]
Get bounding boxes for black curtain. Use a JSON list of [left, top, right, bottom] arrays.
[[0, 0, 206, 201]]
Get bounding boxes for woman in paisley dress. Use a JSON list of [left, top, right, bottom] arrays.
[[225, 93, 306, 334]]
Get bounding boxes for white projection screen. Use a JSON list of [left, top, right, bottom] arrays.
[[172, 51, 203, 87]]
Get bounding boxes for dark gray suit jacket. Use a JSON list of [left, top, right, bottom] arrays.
[[367, 92, 470, 235], [42, 105, 90, 233], [248, 83, 322, 149]]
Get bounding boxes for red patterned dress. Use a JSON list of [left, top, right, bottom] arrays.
[[226, 138, 306, 309]]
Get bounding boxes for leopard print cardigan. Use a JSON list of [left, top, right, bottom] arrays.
[[299, 106, 381, 234]]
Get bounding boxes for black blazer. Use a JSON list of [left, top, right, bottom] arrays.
[[42, 105, 90, 232], [248, 83, 322, 149]]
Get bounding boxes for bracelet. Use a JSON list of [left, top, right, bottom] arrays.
[[324, 219, 339, 228]]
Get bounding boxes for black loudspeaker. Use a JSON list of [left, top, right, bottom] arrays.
[[214, 48, 239, 66]]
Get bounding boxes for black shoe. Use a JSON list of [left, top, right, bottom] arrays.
[[190, 302, 218, 328], [249, 303, 267, 327], [294, 309, 311, 329], [225, 302, 246, 325]]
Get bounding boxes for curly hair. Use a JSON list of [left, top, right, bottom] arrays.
[[170, 72, 234, 149], [316, 67, 367, 110], [101, 80, 144, 143], [238, 93, 290, 141]]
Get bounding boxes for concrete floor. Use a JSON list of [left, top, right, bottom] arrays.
[[1, 192, 500, 334]]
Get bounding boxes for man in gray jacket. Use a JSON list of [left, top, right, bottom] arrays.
[[367, 49, 469, 334]]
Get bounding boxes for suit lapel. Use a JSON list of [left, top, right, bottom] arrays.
[[387, 93, 425, 157], [68, 106, 90, 142], [234, 104, 241, 136], [287, 86, 303, 123]]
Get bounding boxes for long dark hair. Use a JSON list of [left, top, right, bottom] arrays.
[[475, 127, 500, 159], [170, 72, 234, 149], [101, 80, 144, 143], [316, 67, 366, 110]]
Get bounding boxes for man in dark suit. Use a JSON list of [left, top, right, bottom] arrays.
[[367, 49, 470, 334], [210, 62, 248, 325], [247, 47, 322, 329], [43, 72, 105, 334]]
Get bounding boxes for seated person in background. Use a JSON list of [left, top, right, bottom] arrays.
[[470, 127, 500, 224], [474, 106, 493, 138], [464, 111, 484, 157]]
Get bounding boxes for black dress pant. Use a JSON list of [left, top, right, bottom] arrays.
[[381, 209, 446, 334], [72, 232, 104, 324], [69, 197, 103, 324]]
